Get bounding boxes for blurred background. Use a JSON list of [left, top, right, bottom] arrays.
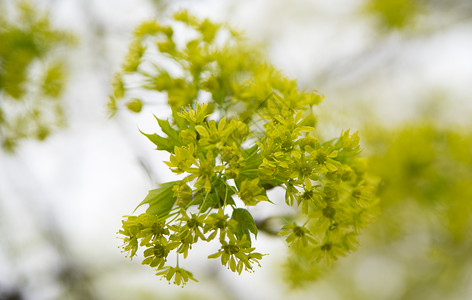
[[1, 0, 471, 299]]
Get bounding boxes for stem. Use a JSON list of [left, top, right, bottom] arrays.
[[164, 212, 180, 226], [223, 181, 229, 208], [199, 189, 211, 213]]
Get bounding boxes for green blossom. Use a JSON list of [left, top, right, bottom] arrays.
[[204, 209, 238, 242], [208, 236, 264, 274], [164, 144, 196, 174], [238, 178, 268, 206], [155, 266, 198, 287], [280, 222, 316, 248]]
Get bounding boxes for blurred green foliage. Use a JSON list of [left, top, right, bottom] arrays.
[[369, 124, 472, 298], [364, 0, 423, 30], [0, 1, 74, 152], [315, 123, 472, 299]]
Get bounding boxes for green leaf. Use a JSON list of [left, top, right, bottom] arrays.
[[231, 208, 258, 247], [141, 131, 173, 152], [172, 110, 187, 129], [156, 116, 180, 142], [141, 117, 182, 152], [134, 181, 178, 218]]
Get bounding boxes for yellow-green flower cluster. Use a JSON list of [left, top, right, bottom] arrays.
[[117, 11, 378, 286]]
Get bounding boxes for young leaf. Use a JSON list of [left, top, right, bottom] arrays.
[[155, 116, 180, 143], [231, 208, 258, 247], [141, 131, 173, 152], [134, 181, 178, 218], [141, 117, 182, 152]]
